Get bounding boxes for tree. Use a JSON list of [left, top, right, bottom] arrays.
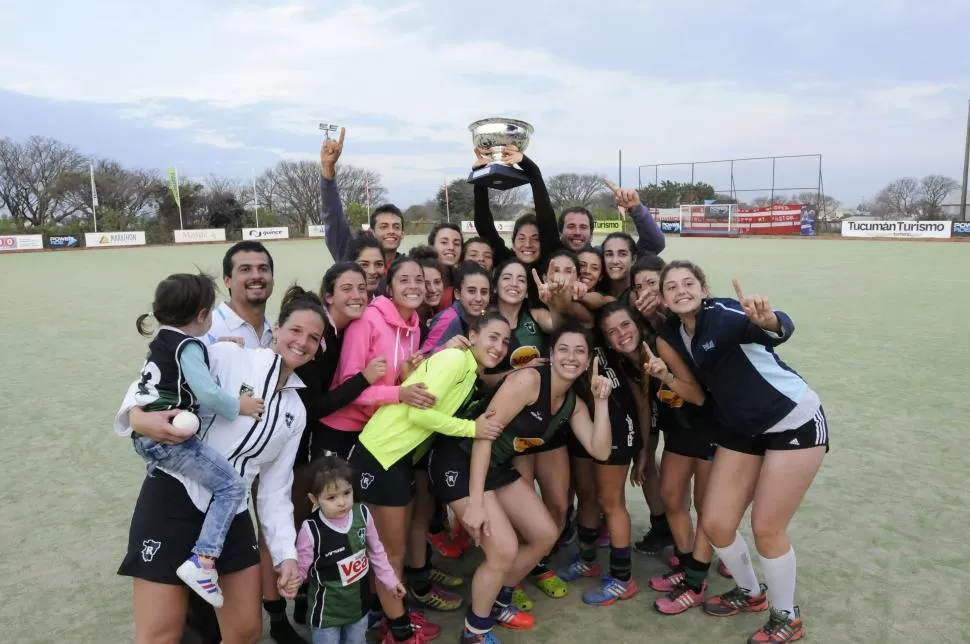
[[436, 179, 475, 222], [60, 160, 160, 230], [488, 186, 526, 219], [546, 173, 607, 211], [791, 192, 841, 220], [404, 200, 439, 224], [918, 174, 959, 220], [335, 165, 387, 209], [257, 161, 321, 230], [873, 177, 920, 219], [638, 180, 718, 208], [0, 136, 86, 227], [151, 179, 207, 230]]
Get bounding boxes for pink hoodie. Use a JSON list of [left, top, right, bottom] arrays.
[[321, 295, 421, 432]]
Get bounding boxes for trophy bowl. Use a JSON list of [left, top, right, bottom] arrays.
[[467, 118, 534, 190], [469, 118, 534, 164]]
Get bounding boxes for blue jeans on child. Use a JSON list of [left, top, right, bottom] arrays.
[[311, 616, 369, 644], [133, 435, 247, 558]]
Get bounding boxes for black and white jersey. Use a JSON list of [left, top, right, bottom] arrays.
[[134, 326, 209, 412]]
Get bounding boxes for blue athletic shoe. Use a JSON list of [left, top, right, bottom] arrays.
[[582, 576, 639, 606], [462, 628, 502, 643], [557, 555, 602, 582]]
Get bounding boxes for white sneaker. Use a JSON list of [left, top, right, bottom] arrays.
[[176, 555, 224, 608]]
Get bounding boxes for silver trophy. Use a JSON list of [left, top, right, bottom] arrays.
[[467, 118, 534, 190]]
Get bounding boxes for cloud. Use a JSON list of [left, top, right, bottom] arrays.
[[0, 0, 967, 204]]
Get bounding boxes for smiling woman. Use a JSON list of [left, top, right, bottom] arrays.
[[113, 287, 326, 644]]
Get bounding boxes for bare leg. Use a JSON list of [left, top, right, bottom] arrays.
[[659, 451, 695, 554], [133, 579, 189, 644], [215, 565, 262, 644]]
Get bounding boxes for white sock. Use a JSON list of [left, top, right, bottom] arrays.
[[760, 547, 797, 615], [713, 532, 761, 597]]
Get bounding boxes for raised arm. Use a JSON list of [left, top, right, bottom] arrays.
[[731, 279, 795, 346], [516, 153, 559, 254], [320, 128, 353, 261], [604, 179, 665, 254]]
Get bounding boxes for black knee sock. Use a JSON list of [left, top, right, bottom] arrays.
[[388, 613, 413, 641], [577, 524, 598, 562], [263, 598, 287, 623], [609, 546, 632, 582], [406, 562, 432, 596], [650, 513, 670, 534], [684, 555, 711, 592]]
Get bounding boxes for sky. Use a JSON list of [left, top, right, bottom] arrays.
[[1, 0, 968, 209]]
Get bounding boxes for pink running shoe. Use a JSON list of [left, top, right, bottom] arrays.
[[654, 582, 706, 616]]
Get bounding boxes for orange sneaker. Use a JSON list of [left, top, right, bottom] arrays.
[[747, 607, 805, 643], [491, 604, 535, 630]]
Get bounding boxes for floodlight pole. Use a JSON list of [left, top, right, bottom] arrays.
[[960, 99, 969, 222]]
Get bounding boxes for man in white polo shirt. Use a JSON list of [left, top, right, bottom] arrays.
[[209, 242, 307, 644], [207, 241, 275, 349]]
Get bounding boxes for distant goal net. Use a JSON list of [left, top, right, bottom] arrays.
[[679, 204, 740, 237]]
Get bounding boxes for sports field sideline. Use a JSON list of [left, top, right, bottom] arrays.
[[1, 236, 966, 643]]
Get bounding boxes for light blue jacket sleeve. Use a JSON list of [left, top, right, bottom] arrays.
[[179, 343, 241, 420]]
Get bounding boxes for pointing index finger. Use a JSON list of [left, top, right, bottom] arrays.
[[592, 356, 600, 378], [337, 126, 346, 147], [642, 341, 656, 360], [531, 268, 545, 287], [732, 278, 745, 301], [602, 178, 619, 193]]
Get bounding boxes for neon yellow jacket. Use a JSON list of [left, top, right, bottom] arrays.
[[359, 348, 478, 469]]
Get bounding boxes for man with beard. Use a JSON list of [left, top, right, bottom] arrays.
[[319, 128, 405, 272], [557, 182, 666, 255]]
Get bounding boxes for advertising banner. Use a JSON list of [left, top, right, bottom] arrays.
[[841, 220, 952, 239], [173, 229, 227, 244], [48, 235, 80, 249], [242, 227, 289, 240], [593, 220, 623, 233], [952, 222, 970, 237], [0, 234, 43, 251], [460, 221, 515, 235], [307, 225, 327, 238], [84, 231, 147, 247]]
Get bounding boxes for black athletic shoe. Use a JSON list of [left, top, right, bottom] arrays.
[[634, 527, 674, 555], [270, 618, 308, 644]]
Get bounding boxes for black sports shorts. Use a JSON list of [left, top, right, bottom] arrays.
[[117, 471, 258, 584]]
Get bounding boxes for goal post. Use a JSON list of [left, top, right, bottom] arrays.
[[679, 204, 740, 237]]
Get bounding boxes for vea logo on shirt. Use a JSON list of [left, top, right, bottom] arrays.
[[338, 550, 370, 586]]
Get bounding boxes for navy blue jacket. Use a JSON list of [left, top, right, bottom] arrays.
[[659, 298, 806, 436]]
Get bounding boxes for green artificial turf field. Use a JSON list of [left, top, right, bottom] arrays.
[[1, 236, 966, 643]]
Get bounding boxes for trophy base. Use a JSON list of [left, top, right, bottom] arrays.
[[467, 164, 531, 190]]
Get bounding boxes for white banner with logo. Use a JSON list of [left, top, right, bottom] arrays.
[[841, 220, 952, 239], [461, 220, 515, 235], [242, 227, 289, 240], [85, 231, 147, 247], [307, 225, 327, 238], [174, 228, 227, 244], [0, 234, 43, 251]]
